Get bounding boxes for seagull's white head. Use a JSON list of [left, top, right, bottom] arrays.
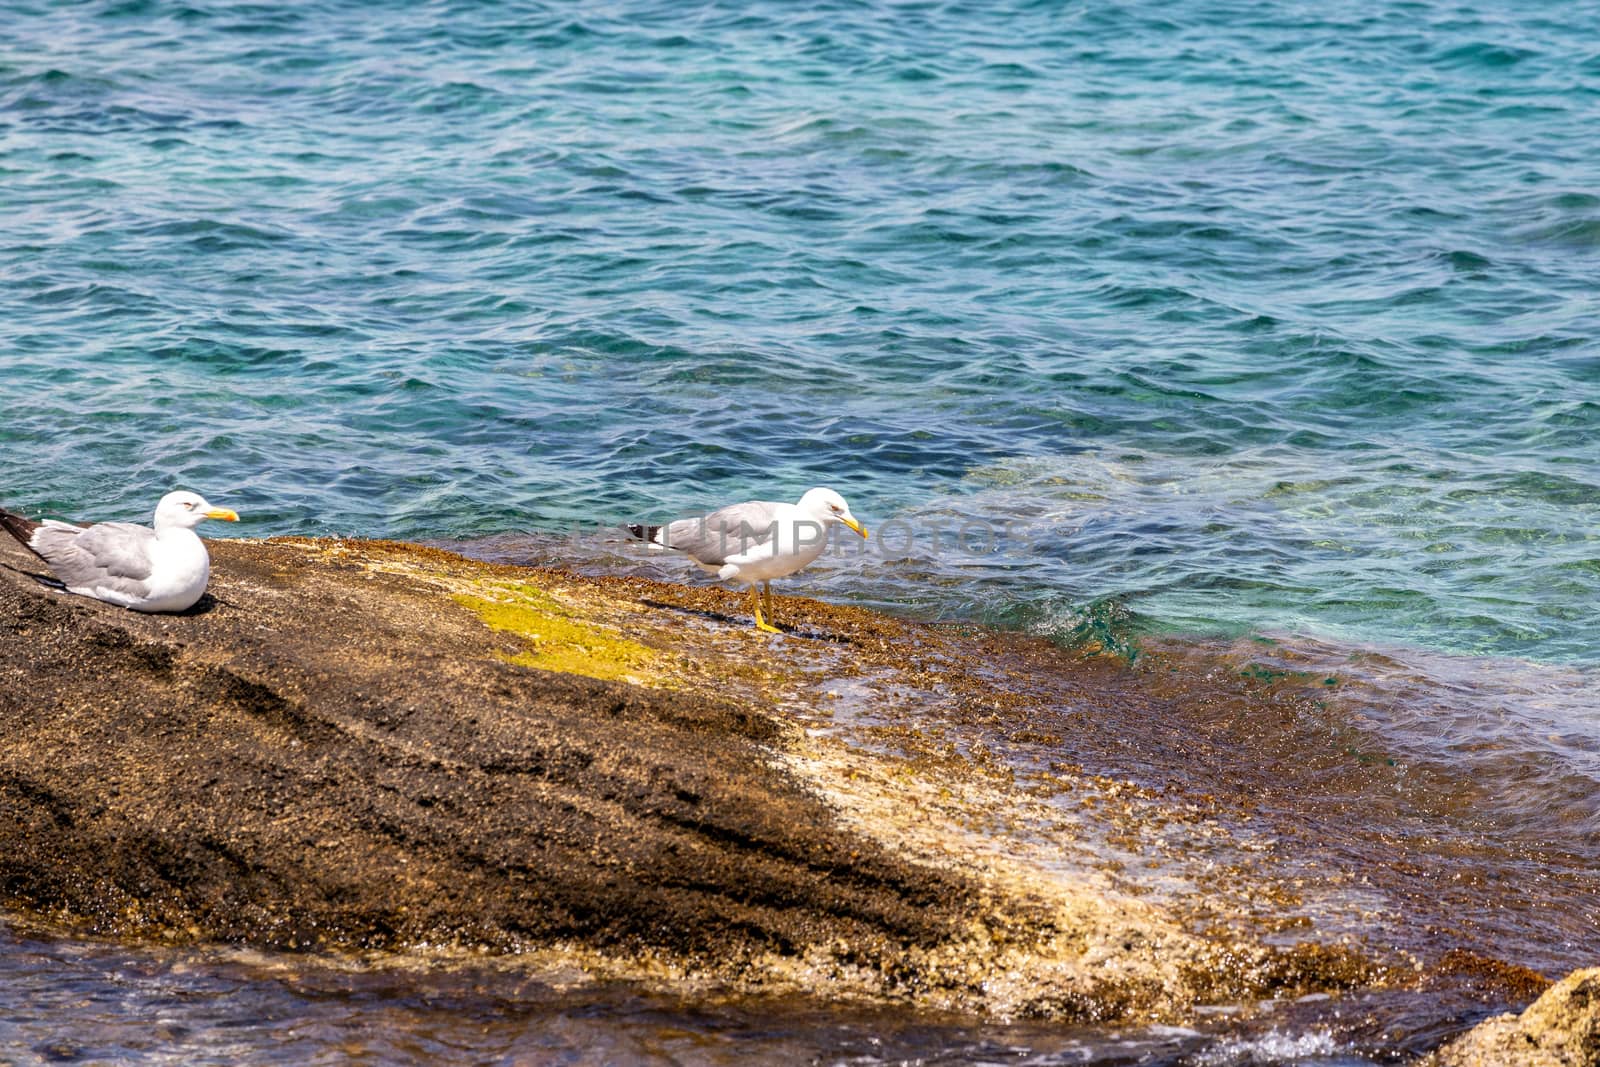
[[154, 490, 240, 532], [799, 487, 868, 539]]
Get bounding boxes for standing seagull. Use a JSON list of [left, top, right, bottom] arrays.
[[0, 491, 240, 613], [628, 487, 868, 633]]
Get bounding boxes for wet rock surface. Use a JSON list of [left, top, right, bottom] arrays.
[[0, 536, 1560, 1029], [1425, 967, 1600, 1067]]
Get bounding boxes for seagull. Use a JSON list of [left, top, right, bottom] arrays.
[[0, 490, 240, 613], [628, 487, 868, 633]]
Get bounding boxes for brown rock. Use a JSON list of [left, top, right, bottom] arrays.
[[0, 534, 1395, 1020], [1426, 967, 1600, 1067], [0, 538, 971, 971]]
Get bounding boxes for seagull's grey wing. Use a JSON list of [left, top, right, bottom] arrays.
[[658, 501, 783, 566], [32, 521, 157, 597]]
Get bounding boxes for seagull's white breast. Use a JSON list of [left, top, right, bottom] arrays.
[[130, 529, 212, 612]]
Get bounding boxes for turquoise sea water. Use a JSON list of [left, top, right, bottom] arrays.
[[3, 2, 1599, 1062], [5, 0, 1599, 666]]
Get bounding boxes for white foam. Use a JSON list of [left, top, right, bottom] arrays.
[[1191, 1027, 1353, 1066]]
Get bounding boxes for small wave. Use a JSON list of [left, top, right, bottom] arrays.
[[1515, 216, 1600, 249], [132, 218, 293, 251], [1004, 595, 1149, 661], [1190, 1028, 1349, 1066], [1433, 41, 1541, 69]]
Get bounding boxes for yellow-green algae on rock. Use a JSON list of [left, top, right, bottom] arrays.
[[454, 582, 667, 686]]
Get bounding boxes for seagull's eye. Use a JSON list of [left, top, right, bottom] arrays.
[[183, 502, 195, 509]]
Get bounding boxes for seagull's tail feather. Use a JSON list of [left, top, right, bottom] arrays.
[[625, 523, 663, 545], [0, 508, 45, 558]]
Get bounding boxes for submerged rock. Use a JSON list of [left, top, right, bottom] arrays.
[[0, 535, 1460, 1021], [1425, 967, 1600, 1067]]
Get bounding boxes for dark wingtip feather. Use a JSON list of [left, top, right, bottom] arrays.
[[0, 508, 44, 558], [625, 523, 662, 544]]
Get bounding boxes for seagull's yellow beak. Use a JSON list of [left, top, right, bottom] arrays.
[[206, 508, 240, 522], [841, 516, 868, 538]]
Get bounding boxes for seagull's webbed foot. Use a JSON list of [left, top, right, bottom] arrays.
[[749, 583, 783, 634]]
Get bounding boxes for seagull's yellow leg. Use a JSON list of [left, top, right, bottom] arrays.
[[762, 581, 775, 624], [749, 583, 781, 634]]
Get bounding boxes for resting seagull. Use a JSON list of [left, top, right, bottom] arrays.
[[628, 487, 868, 633], [0, 491, 239, 613]]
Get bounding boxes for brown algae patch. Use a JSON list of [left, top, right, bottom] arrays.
[[454, 582, 666, 686]]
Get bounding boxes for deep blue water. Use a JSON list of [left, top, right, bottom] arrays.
[[4, 0, 1599, 665]]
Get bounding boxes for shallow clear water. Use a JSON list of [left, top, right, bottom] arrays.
[[3, 0, 1598, 1061], [0, 916, 1406, 1066]]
